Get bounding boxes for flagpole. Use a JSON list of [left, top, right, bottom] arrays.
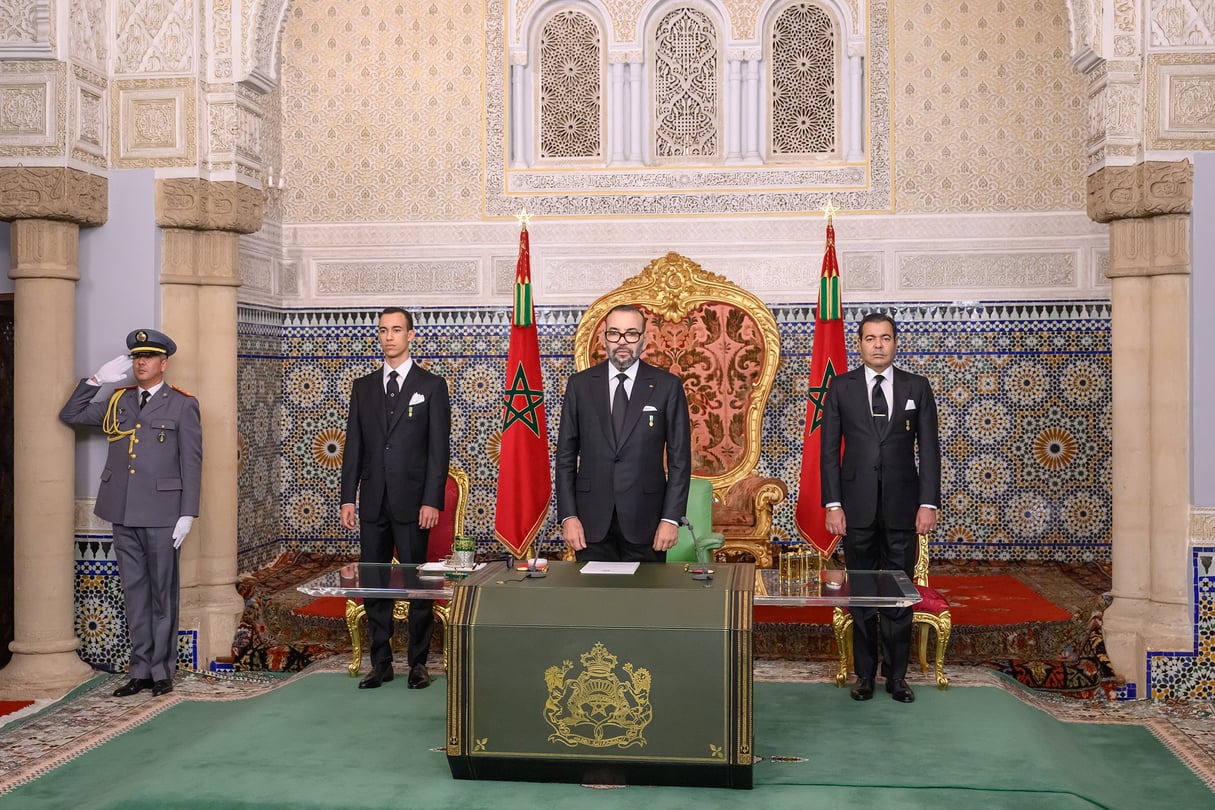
[[495, 206, 552, 573], [794, 200, 849, 558]]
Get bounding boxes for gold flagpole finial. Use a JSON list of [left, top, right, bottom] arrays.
[[516, 206, 531, 230], [821, 199, 838, 223]]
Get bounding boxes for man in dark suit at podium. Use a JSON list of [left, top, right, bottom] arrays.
[[556, 304, 691, 562], [821, 313, 940, 704], [340, 307, 450, 690]]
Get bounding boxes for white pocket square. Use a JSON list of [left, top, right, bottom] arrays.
[[409, 393, 426, 406], [904, 399, 916, 410], [642, 405, 658, 412]]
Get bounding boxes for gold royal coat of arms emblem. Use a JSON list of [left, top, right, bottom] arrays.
[[543, 642, 653, 749]]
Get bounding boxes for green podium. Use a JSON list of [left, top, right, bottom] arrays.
[[446, 561, 754, 789]]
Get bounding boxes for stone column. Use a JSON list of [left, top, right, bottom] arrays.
[[156, 178, 262, 669], [1090, 162, 1194, 690], [0, 168, 106, 698]]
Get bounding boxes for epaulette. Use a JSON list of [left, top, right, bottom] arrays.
[[170, 385, 196, 398], [115, 385, 136, 391]]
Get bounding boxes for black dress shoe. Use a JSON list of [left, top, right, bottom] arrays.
[[887, 678, 915, 703], [407, 664, 430, 689], [850, 676, 875, 701], [359, 662, 394, 689], [113, 678, 153, 697], [152, 679, 174, 697]]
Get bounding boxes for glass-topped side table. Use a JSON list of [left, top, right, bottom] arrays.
[[296, 562, 470, 600], [297, 563, 477, 676], [753, 567, 921, 688], [752, 568, 920, 607]]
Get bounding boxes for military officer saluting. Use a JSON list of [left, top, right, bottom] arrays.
[[60, 329, 202, 698]]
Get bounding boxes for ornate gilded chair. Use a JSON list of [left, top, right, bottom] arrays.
[[832, 534, 952, 690], [573, 252, 787, 567], [346, 466, 469, 676]]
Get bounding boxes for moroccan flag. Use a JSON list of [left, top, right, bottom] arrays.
[[794, 215, 848, 557], [494, 220, 551, 559]]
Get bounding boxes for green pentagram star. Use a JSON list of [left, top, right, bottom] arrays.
[[501, 364, 544, 436], [806, 358, 840, 434]]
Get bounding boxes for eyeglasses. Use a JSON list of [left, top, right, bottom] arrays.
[[604, 329, 644, 344]]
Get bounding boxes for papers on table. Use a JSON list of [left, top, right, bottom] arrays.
[[580, 561, 640, 575]]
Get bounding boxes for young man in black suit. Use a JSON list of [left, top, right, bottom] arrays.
[[820, 312, 940, 703], [556, 304, 692, 562], [340, 307, 451, 690]]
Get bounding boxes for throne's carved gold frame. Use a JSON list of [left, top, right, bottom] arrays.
[[573, 252, 787, 567]]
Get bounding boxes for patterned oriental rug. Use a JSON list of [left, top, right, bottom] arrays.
[[231, 553, 1115, 697]]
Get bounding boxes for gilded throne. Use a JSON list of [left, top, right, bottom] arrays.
[[573, 253, 787, 567]]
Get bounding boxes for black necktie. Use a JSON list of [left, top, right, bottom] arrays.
[[612, 373, 629, 440], [386, 370, 399, 416], [871, 374, 888, 430], [139, 390, 150, 410]]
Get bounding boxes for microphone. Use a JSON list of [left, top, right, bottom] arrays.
[[681, 516, 712, 580]]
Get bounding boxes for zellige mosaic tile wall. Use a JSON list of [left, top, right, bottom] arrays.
[[237, 300, 1114, 568]]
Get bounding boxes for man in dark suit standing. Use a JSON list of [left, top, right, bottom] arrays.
[[556, 304, 692, 562], [340, 307, 450, 690], [820, 313, 940, 704], [60, 329, 202, 698]]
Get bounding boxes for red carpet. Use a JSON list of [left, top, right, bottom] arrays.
[[931, 575, 1072, 624], [0, 700, 33, 719], [301, 574, 1071, 626], [293, 597, 347, 618]]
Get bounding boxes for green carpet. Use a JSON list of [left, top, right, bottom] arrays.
[[4, 675, 1210, 809]]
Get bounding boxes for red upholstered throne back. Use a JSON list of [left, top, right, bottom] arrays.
[[586, 302, 765, 480], [573, 253, 787, 567]]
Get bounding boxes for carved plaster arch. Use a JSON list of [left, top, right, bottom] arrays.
[[634, 0, 735, 48], [756, 0, 864, 53], [243, 0, 293, 92], [1064, 0, 1103, 69], [513, 0, 616, 60]]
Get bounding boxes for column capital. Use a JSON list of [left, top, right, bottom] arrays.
[[1087, 161, 1193, 224], [1107, 214, 1190, 279], [156, 178, 265, 234], [0, 167, 107, 227], [8, 218, 81, 282]]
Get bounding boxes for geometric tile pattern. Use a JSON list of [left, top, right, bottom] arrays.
[[1147, 548, 1215, 702], [238, 300, 1113, 567]]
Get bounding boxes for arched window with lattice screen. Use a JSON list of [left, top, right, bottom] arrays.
[[768, 2, 839, 160], [537, 9, 605, 162]]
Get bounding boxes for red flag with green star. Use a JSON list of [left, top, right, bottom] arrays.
[[795, 215, 848, 556], [494, 219, 551, 559]]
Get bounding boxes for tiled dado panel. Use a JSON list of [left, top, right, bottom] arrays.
[[1147, 548, 1215, 701], [237, 300, 1113, 570]]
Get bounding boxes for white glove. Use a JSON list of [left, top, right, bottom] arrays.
[[92, 354, 133, 385], [172, 516, 194, 549]]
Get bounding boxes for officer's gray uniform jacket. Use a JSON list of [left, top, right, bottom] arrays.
[[60, 381, 202, 527]]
